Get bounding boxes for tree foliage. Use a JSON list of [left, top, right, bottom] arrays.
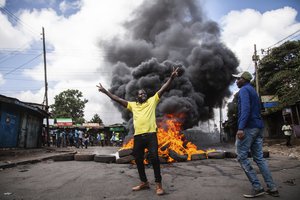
[[259, 40, 300, 108], [89, 114, 103, 124], [50, 89, 88, 124], [224, 40, 300, 139]]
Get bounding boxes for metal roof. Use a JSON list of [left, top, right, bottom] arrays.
[[0, 94, 49, 117]]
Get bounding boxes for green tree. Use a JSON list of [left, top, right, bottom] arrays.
[[259, 40, 300, 109], [50, 89, 88, 124], [90, 114, 103, 125], [224, 40, 300, 139]]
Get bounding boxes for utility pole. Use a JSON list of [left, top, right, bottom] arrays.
[[219, 102, 223, 143], [252, 44, 260, 96], [42, 27, 50, 146]]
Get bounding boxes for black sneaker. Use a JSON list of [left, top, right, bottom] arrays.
[[266, 189, 279, 197], [243, 188, 265, 198]]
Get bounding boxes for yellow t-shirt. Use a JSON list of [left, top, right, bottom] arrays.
[[127, 93, 160, 135]]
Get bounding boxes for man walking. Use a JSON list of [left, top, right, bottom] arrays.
[[97, 67, 179, 195], [232, 71, 279, 198]]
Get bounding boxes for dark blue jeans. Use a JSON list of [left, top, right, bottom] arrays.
[[133, 132, 162, 183]]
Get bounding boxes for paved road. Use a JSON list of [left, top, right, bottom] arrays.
[[0, 147, 299, 200]]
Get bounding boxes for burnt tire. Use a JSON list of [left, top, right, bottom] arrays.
[[207, 151, 226, 159], [169, 150, 188, 162], [160, 143, 170, 151], [191, 153, 207, 160], [159, 156, 168, 164], [248, 151, 270, 158], [74, 154, 95, 161], [116, 155, 135, 164], [263, 151, 270, 158], [94, 155, 116, 163], [225, 151, 237, 158], [118, 149, 133, 157], [52, 153, 75, 161]]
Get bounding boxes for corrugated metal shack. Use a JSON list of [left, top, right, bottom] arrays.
[[0, 94, 48, 148]]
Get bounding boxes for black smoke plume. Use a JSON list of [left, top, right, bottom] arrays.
[[100, 0, 238, 130]]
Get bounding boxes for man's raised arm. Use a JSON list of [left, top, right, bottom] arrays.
[[96, 83, 128, 108], [157, 67, 179, 98]]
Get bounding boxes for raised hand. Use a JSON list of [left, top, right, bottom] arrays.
[[96, 83, 106, 93], [171, 67, 179, 79]]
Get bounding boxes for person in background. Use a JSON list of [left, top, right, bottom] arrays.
[[41, 125, 46, 146], [282, 121, 293, 147], [74, 128, 79, 148], [56, 129, 62, 148], [97, 67, 179, 196], [114, 132, 120, 146], [110, 131, 116, 145], [232, 71, 279, 198], [100, 132, 105, 147], [51, 129, 56, 146], [83, 131, 89, 149], [61, 129, 66, 147], [89, 133, 94, 146], [97, 133, 101, 146], [69, 129, 75, 147], [78, 128, 83, 148]]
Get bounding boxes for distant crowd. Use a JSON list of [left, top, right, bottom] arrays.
[[42, 128, 123, 148]]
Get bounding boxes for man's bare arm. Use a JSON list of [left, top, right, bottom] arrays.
[[96, 83, 128, 108], [157, 67, 179, 98]]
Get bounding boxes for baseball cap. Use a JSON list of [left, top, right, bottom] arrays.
[[232, 71, 253, 81]]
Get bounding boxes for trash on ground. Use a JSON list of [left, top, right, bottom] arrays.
[[284, 179, 296, 186]]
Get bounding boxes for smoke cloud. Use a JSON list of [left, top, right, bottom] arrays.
[[100, 0, 238, 130]]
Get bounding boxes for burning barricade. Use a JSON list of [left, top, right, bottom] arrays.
[[118, 114, 216, 164]]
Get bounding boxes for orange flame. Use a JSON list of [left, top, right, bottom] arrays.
[[121, 114, 212, 162]]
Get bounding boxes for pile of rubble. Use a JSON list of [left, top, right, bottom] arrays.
[[264, 144, 300, 160]]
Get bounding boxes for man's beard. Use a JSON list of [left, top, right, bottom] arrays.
[[137, 96, 147, 103]]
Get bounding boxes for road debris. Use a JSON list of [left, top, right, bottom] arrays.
[[284, 178, 296, 186]]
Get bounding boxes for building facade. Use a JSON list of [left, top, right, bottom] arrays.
[[0, 95, 48, 148]]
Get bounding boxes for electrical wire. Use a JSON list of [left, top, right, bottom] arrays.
[[288, 32, 300, 41], [0, 44, 39, 64], [3, 54, 42, 77], [263, 28, 300, 51], [0, 4, 43, 70], [0, 6, 40, 37]]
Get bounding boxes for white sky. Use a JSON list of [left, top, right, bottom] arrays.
[[0, 0, 300, 126]]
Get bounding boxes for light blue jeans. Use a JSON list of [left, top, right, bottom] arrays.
[[236, 128, 277, 190]]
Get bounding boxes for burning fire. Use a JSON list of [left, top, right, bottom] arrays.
[[120, 114, 215, 162]]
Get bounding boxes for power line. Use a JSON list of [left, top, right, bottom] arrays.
[[263, 28, 300, 51], [3, 78, 46, 81], [0, 69, 113, 75], [0, 6, 40, 37], [0, 85, 110, 93], [0, 48, 36, 64], [288, 32, 300, 41], [0, 88, 43, 93], [3, 54, 42, 77], [0, 5, 42, 68], [0, 48, 123, 64]]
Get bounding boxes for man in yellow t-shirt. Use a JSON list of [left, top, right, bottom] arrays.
[[97, 67, 179, 196]]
